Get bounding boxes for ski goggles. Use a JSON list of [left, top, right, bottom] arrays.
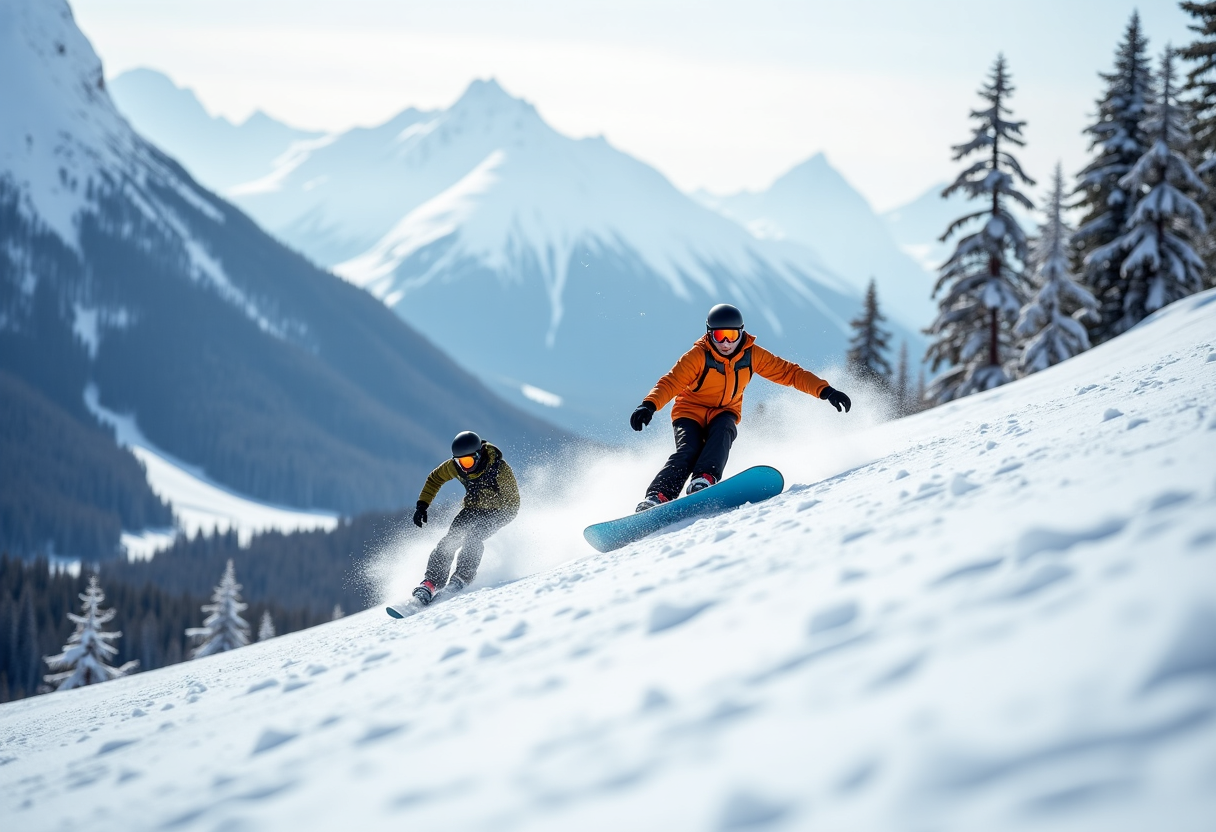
[[710, 328, 742, 343], [454, 452, 480, 471]]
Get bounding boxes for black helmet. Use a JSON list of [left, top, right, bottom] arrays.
[[451, 431, 483, 458], [706, 303, 744, 331]]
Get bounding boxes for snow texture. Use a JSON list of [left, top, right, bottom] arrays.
[[3, 287, 1214, 831], [84, 384, 339, 554]]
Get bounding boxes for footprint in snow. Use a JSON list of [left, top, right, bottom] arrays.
[[97, 738, 138, 755], [716, 790, 793, 830], [501, 621, 528, 640], [950, 473, 980, 496], [809, 600, 859, 634], [648, 601, 713, 634], [252, 729, 297, 755], [357, 724, 408, 745], [999, 564, 1074, 600], [640, 688, 672, 711]]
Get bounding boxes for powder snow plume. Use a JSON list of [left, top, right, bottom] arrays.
[[360, 363, 897, 604]]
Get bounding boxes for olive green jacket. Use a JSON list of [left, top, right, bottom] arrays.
[[417, 442, 520, 512]]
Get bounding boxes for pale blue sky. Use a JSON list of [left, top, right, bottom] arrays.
[[73, 0, 1192, 211]]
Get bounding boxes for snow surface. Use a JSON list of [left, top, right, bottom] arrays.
[[3, 292, 1214, 830], [84, 384, 339, 555]]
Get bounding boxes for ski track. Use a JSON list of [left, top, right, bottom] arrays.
[[2, 292, 1215, 831]]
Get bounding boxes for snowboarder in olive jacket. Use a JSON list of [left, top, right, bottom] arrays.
[[410, 431, 520, 604], [630, 304, 851, 512]]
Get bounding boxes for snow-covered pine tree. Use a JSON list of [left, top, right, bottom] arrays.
[[43, 576, 138, 691], [1098, 48, 1208, 327], [257, 610, 276, 641], [1015, 164, 1099, 375], [1073, 13, 1156, 343], [187, 559, 250, 658], [846, 279, 894, 389], [1179, 1, 1216, 286], [331, 604, 345, 620], [925, 54, 1034, 404]]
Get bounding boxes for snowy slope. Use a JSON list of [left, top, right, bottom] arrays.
[[697, 153, 937, 333], [108, 68, 323, 193], [4, 290, 1213, 831], [83, 385, 339, 560]]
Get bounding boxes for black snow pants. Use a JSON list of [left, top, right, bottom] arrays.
[[424, 506, 517, 589], [646, 412, 738, 501]]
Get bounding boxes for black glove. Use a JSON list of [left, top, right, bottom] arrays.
[[630, 401, 656, 431], [412, 500, 429, 528], [820, 386, 851, 413]]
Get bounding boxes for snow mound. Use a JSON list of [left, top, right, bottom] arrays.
[[2, 290, 1214, 831]]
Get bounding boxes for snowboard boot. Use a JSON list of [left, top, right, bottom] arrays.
[[412, 580, 437, 606], [686, 473, 718, 494], [635, 493, 670, 513], [447, 575, 466, 593]]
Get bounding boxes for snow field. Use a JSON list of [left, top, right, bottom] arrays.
[[1, 291, 1214, 832], [85, 384, 339, 559]]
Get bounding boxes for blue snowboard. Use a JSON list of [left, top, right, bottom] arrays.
[[583, 465, 784, 553]]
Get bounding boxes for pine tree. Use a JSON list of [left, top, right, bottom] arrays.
[[187, 560, 250, 658], [894, 341, 910, 416], [1179, 1, 1216, 286], [1073, 13, 1156, 342], [1015, 164, 1100, 375], [43, 576, 137, 691], [926, 54, 1034, 404], [257, 610, 276, 641], [1098, 47, 1208, 327], [846, 279, 894, 388]]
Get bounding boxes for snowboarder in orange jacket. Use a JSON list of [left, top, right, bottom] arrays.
[[630, 304, 851, 512]]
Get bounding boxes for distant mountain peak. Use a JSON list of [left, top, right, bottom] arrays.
[[449, 77, 540, 123]]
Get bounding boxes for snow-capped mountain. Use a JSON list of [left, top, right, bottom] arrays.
[[108, 69, 323, 193], [328, 83, 888, 433], [697, 153, 938, 332], [224, 79, 885, 433], [109, 76, 918, 433], [0, 0, 564, 550], [4, 287, 1213, 831]]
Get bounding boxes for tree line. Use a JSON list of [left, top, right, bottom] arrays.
[[845, 8, 1216, 408], [0, 506, 409, 703]]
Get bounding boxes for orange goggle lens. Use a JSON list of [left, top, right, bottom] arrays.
[[455, 454, 478, 470], [711, 328, 741, 343]]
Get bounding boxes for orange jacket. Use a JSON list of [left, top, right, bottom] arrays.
[[644, 333, 830, 426]]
